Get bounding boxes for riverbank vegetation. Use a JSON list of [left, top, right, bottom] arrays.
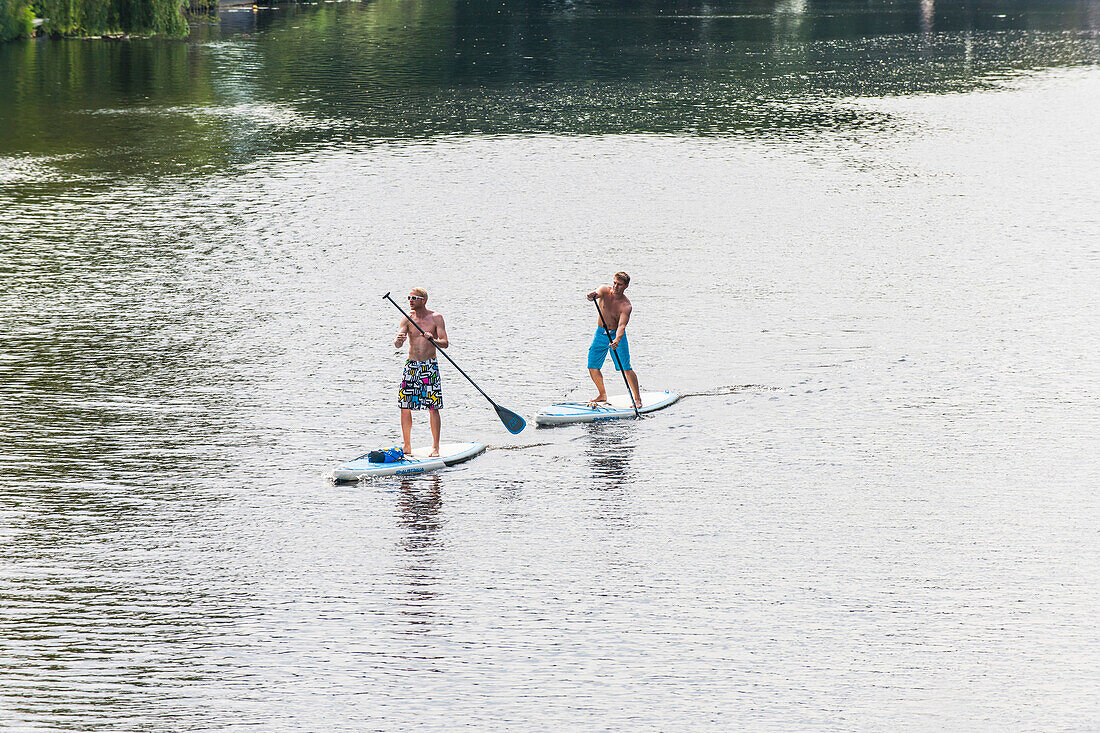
[[1, 0, 34, 40], [1, 0, 188, 41]]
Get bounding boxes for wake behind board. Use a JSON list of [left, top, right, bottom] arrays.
[[535, 391, 679, 426], [333, 442, 485, 481]]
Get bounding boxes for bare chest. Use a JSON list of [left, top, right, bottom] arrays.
[[409, 316, 437, 338], [597, 297, 628, 324]]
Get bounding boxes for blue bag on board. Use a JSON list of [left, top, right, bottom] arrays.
[[368, 447, 405, 463]]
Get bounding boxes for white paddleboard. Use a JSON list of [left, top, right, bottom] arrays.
[[332, 442, 486, 480], [535, 391, 679, 426]]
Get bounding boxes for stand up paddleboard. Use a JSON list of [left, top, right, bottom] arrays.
[[535, 391, 679, 426], [332, 442, 485, 481]]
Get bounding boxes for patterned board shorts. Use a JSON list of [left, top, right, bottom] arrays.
[[398, 359, 443, 410]]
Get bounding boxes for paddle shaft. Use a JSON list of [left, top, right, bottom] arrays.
[[384, 293, 499, 406], [593, 297, 640, 417]]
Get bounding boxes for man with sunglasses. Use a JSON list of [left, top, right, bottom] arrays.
[[394, 288, 449, 456], [586, 271, 642, 407]]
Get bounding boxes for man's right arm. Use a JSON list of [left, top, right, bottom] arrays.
[[587, 285, 608, 301], [394, 321, 408, 348]]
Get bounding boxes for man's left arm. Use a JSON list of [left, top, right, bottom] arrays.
[[612, 304, 632, 348], [432, 316, 449, 349]]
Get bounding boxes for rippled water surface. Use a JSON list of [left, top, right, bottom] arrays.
[[2, 1, 1099, 729]]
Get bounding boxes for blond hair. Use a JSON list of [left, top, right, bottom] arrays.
[[410, 287, 427, 300]]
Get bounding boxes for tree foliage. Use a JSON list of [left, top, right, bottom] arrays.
[[0, 0, 35, 40], [38, 0, 187, 37]]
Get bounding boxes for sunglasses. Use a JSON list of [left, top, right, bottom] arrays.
[[407, 295, 424, 301]]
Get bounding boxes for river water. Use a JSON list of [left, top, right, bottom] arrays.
[[2, 1, 1099, 729]]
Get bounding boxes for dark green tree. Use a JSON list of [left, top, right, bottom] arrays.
[[39, 0, 187, 37], [0, 0, 34, 40]]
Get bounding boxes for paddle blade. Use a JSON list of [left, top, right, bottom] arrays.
[[496, 405, 526, 434]]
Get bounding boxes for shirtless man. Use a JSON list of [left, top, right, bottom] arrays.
[[394, 288, 449, 456], [586, 271, 642, 406]]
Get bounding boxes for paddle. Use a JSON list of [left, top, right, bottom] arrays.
[[384, 292, 526, 434], [593, 296, 641, 418]]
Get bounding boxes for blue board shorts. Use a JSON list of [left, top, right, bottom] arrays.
[[587, 328, 631, 371]]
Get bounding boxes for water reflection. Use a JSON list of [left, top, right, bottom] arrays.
[[2, 0, 1098, 187], [921, 0, 936, 38], [392, 474, 443, 631], [583, 422, 636, 488]]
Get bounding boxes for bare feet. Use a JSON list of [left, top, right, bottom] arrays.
[[428, 447, 440, 457], [402, 445, 412, 456], [587, 395, 607, 407]]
